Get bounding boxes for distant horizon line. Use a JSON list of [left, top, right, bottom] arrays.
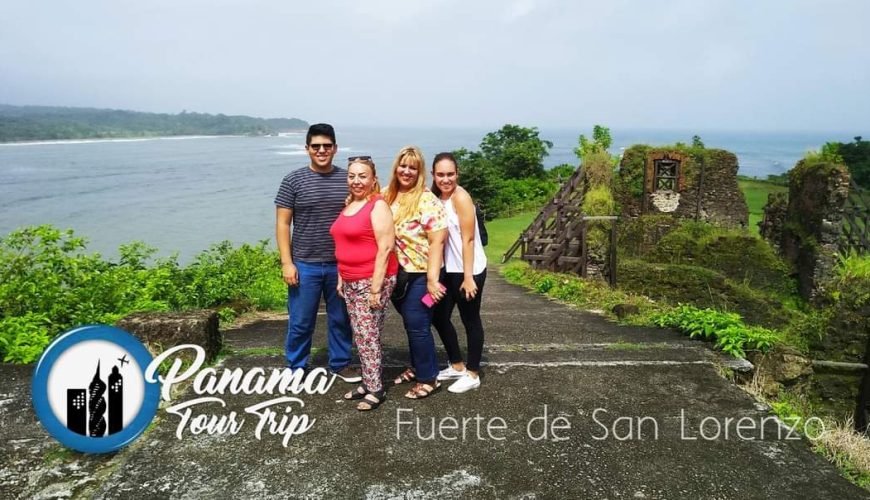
[[2, 102, 865, 137], [339, 123, 866, 136]]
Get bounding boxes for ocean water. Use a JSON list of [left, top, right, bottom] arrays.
[[0, 127, 850, 261]]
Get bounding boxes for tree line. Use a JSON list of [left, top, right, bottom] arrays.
[[0, 104, 308, 142], [454, 124, 573, 219]]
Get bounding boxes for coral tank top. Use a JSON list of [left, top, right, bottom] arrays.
[[330, 195, 399, 281]]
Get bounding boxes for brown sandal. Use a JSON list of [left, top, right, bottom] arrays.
[[393, 368, 416, 385], [404, 381, 441, 399]]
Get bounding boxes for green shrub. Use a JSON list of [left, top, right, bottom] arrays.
[[652, 305, 779, 357], [485, 177, 559, 218], [501, 261, 662, 321], [582, 185, 616, 216], [615, 145, 651, 199], [781, 307, 832, 353], [834, 251, 870, 285], [0, 313, 52, 363], [183, 240, 283, 309], [535, 276, 556, 293], [0, 225, 287, 363], [582, 150, 614, 188], [548, 164, 576, 183]]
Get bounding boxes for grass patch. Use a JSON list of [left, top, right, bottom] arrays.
[[836, 251, 870, 281], [738, 178, 788, 234], [43, 445, 76, 464], [816, 420, 870, 489], [502, 261, 664, 323], [759, 387, 870, 490], [484, 211, 536, 264]]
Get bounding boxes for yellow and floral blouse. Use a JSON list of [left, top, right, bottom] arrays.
[[391, 191, 447, 272]]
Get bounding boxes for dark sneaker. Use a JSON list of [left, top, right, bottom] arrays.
[[332, 366, 362, 383]]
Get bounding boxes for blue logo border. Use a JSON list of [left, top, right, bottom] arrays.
[[32, 324, 160, 454]]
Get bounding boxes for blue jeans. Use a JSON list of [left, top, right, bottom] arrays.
[[285, 260, 353, 372], [391, 273, 438, 382]]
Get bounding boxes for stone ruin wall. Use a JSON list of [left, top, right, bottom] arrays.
[[761, 160, 851, 302], [758, 162, 867, 421], [616, 146, 749, 229]]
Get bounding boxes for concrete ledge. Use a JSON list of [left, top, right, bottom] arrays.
[[116, 310, 222, 361]]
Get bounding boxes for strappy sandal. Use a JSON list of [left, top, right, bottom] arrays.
[[343, 385, 367, 401], [393, 368, 416, 385], [357, 390, 386, 411], [404, 381, 441, 400]]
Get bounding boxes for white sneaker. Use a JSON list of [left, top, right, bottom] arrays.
[[437, 365, 466, 381], [448, 373, 481, 393]]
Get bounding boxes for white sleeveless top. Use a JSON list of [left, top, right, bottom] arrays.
[[442, 194, 487, 275]]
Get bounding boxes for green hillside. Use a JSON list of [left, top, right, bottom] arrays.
[[0, 104, 308, 142]]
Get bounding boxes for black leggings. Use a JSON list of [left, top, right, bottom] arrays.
[[432, 269, 486, 372]]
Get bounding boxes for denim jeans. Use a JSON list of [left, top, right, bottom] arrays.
[[285, 260, 353, 372], [391, 272, 439, 382]]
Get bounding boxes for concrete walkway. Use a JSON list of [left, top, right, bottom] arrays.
[[1, 270, 866, 499]]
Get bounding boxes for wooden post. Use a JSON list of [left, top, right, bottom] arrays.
[[580, 220, 588, 278], [609, 218, 618, 287], [641, 159, 649, 214]]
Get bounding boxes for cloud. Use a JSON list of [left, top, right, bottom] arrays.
[[504, 0, 540, 23], [0, 0, 867, 130]]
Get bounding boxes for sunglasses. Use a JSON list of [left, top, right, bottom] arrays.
[[347, 155, 372, 162], [308, 143, 335, 151]]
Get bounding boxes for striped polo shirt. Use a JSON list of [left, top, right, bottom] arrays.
[[274, 165, 347, 262]]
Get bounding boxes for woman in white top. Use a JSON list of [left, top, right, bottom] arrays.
[[430, 152, 488, 393]]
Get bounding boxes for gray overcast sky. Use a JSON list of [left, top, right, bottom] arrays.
[[1, 0, 868, 131]]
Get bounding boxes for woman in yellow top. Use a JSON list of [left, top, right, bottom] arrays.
[[384, 146, 448, 399]]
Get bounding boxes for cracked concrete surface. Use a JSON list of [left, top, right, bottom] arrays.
[[1, 270, 865, 499]]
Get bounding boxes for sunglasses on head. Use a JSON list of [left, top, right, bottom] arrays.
[[347, 155, 372, 163], [308, 143, 334, 151]]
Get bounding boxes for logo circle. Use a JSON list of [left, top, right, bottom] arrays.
[[32, 325, 160, 453]]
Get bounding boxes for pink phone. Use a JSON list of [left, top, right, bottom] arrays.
[[421, 283, 447, 308]]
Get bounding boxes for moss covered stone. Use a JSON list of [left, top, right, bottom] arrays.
[[648, 223, 796, 296], [780, 159, 851, 301], [618, 218, 796, 296], [617, 214, 680, 257], [617, 259, 788, 328], [615, 144, 748, 227]]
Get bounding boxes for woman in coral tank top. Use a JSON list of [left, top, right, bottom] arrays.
[[330, 156, 399, 411]]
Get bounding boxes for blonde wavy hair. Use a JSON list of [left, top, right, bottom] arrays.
[[383, 146, 427, 222], [345, 158, 381, 205]]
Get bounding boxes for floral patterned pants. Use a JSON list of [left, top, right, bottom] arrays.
[[342, 275, 397, 393]]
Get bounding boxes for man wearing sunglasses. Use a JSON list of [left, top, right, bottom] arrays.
[[274, 123, 360, 383]]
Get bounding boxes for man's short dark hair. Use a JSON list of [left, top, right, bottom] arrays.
[[306, 123, 336, 145]]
